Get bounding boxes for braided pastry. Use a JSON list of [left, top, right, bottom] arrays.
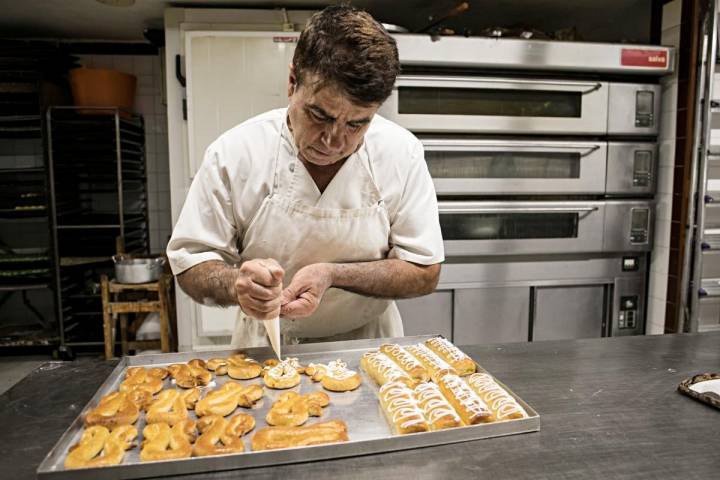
[[206, 358, 229, 376], [193, 414, 255, 456], [251, 420, 348, 451], [84, 392, 139, 429], [404, 344, 457, 383], [306, 360, 362, 392], [194, 381, 263, 417], [360, 351, 416, 387], [64, 425, 137, 469], [265, 391, 330, 427], [379, 344, 430, 383], [378, 381, 429, 435], [119, 367, 164, 395], [146, 390, 188, 425], [465, 373, 528, 421], [425, 337, 476, 376], [125, 387, 154, 411], [263, 359, 301, 389], [436, 374, 491, 425], [413, 382, 462, 431], [227, 354, 263, 380], [140, 419, 196, 461], [167, 363, 212, 389]]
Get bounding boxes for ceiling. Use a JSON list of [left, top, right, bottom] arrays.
[[0, 0, 654, 44]]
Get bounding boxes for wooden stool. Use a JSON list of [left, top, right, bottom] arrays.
[[101, 274, 174, 360]]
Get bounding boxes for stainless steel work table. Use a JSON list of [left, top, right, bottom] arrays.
[[2, 332, 719, 479]]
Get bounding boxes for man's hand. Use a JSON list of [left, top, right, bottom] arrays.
[[280, 263, 334, 318], [235, 258, 284, 320]]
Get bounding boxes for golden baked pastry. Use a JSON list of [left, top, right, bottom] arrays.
[[180, 387, 201, 410], [227, 354, 263, 380], [146, 389, 188, 426], [265, 391, 330, 427], [167, 363, 212, 389], [465, 373, 528, 421], [425, 337, 476, 376], [413, 382, 462, 431], [436, 374, 491, 425], [306, 360, 362, 392], [251, 420, 349, 451], [404, 344, 457, 382], [140, 420, 196, 461], [119, 367, 164, 395], [360, 351, 416, 387], [263, 359, 301, 389], [64, 425, 137, 469], [193, 414, 255, 456], [194, 381, 264, 417], [124, 387, 154, 411], [379, 344, 431, 383], [378, 381, 429, 435], [206, 358, 229, 376], [84, 391, 139, 429]]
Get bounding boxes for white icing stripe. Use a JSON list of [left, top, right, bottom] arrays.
[[379, 382, 427, 430], [427, 337, 470, 363], [382, 344, 424, 372], [364, 352, 411, 383], [440, 374, 490, 417], [406, 344, 454, 373], [414, 382, 460, 425], [466, 373, 527, 419], [267, 359, 298, 380]]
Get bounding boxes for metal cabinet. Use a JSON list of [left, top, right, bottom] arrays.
[[396, 291, 453, 340], [533, 285, 607, 340], [453, 287, 529, 345]]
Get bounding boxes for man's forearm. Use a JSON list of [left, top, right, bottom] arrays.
[[176, 260, 238, 307], [327, 259, 440, 299]]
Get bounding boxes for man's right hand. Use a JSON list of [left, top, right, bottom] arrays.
[[234, 258, 284, 320]]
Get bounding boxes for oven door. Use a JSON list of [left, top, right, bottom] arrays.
[[438, 201, 606, 256], [421, 138, 607, 195], [380, 75, 609, 135]]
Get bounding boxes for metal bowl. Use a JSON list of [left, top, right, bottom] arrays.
[[112, 255, 165, 284]]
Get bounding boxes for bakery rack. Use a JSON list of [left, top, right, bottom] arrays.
[[47, 106, 149, 352]]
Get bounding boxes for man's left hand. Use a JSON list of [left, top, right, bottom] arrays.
[[280, 263, 334, 318]]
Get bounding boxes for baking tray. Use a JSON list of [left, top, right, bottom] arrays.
[[37, 335, 540, 479]]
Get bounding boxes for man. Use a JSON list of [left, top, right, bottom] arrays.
[[167, 5, 444, 348]]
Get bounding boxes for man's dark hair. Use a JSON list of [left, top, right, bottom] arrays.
[[292, 5, 400, 106]]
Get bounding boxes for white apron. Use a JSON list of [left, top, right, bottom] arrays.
[[230, 119, 403, 348]]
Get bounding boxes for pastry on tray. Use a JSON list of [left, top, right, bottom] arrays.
[[64, 425, 137, 469], [251, 420, 349, 451]]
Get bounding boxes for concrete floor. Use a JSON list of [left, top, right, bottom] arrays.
[[0, 355, 50, 396]]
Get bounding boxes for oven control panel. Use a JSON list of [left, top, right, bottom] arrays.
[[618, 295, 639, 330]]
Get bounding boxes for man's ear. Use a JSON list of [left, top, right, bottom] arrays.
[[288, 64, 297, 97]]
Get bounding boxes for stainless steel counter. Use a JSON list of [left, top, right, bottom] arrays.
[[2, 332, 720, 479]]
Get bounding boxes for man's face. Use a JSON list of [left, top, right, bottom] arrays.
[[287, 69, 380, 167]]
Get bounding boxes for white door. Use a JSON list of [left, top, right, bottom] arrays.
[[184, 31, 298, 338]]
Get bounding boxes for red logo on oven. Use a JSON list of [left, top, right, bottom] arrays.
[[621, 49, 668, 68]]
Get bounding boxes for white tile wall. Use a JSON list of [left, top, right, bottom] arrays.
[[647, 0, 682, 335], [77, 54, 171, 254]]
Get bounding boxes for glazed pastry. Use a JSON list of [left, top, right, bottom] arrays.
[[84, 391, 139, 429], [206, 358, 228, 376], [167, 363, 212, 388], [360, 351, 416, 387], [436, 374, 492, 425], [119, 367, 164, 395], [413, 382, 462, 431], [379, 344, 430, 383], [465, 373, 528, 421], [194, 381, 264, 417], [64, 425, 137, 469], [425, 337, 476, 376], [404, 344, 457, 382], [265, 391, 330, 427], [124, 387, 154, 411], [146, 390, 188, 426], [266, 357, 305, 374], [193, 414, 255, 456], [180, 387, 202, 410], [251, 420, 349, 451], [140, 420, 196, 461], [227, 354, 263, 380], [307, 360, 362, 392], [263, 359, 301, 389], [378, 381, 430, 435]]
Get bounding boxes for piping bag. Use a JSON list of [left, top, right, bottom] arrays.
[[264, 316, 281, 360]]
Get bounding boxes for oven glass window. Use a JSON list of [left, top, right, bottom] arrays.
[[399, 87, 582, 118], [440, 213, 579, 240], [425, 151, 580, 179]]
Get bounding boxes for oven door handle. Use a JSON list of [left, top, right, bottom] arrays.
[[398, 76, 604, 95], [421, 140, 601, 157], [438, 204, 600, 214]]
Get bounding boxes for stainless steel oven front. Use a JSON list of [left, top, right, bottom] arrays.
[[422, 138, 657, 196], [438, 200, 653, 256], [379, 75, 661, 136]]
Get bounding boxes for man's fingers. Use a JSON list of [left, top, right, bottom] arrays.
[[242, 295, 282, 314], [258, 258, 284, 286], [240, 259, 284, 287], [280, 293, 314, 318], [247, 282, 282, 301]]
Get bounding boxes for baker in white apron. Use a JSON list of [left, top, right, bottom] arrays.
[[167, 6, 444, 349], [232, 119, 402, 347]]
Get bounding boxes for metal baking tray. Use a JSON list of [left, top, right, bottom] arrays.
[[37, 335, 540, 479]]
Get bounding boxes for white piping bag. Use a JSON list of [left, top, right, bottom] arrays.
[[264, 316, 281, 360]]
